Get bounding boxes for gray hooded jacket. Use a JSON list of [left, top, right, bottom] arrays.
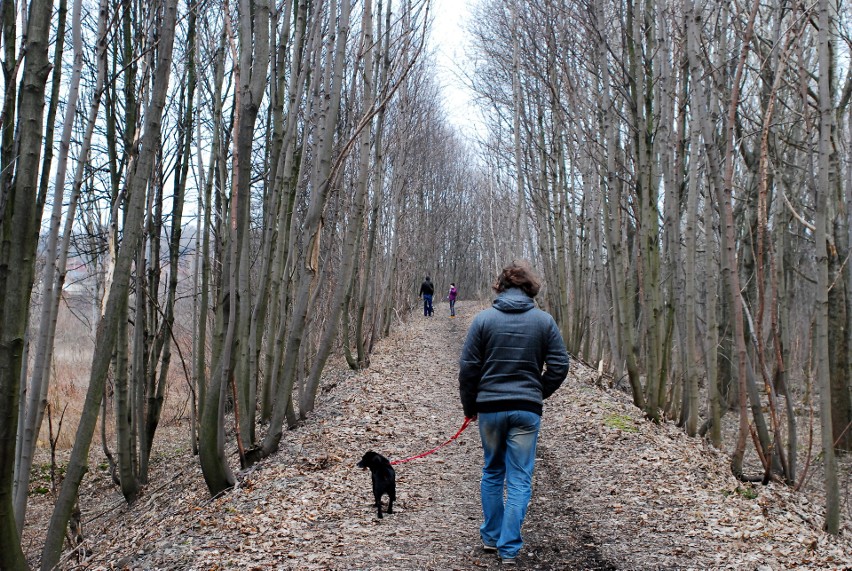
[[458, 288, 570, 417]]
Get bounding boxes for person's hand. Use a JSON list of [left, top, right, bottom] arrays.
[[465, 414, 477, 422]]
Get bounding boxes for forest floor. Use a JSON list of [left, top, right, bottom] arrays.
[[24, 300, 852, 570]]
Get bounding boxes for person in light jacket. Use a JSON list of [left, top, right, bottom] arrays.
[[458, 260, 570, 566]]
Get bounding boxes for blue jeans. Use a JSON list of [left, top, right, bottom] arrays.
[[422, 294, 433, 316], [449, 299, 456, 316], [478, 410, 541, 559]]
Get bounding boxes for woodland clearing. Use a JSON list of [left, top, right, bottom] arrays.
[[23, 301, 852, 570]]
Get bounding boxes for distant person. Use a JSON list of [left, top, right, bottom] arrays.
[[458, 260, 570, 566], [419, 275, 434, 317], [447, 283, 458, 317]]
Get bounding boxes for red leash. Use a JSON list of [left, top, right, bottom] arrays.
[[390, 417, 474, 465]]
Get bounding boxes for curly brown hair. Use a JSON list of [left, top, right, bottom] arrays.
[[492, 260, 541, 298]]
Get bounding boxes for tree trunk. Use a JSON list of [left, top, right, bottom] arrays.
[[0, 0, 58, 564], [301, 0, 376, 415], [595, 0, 643, 409], [262, 0, 351, 457], [12, 0, 87, 531], [116, 283, 139, 503], [40, 0, 178, 565], [683, 102, 700, 437], [233, 0, 271, 448], [814, 0, 839, 534], [718, 0, 759, 479]]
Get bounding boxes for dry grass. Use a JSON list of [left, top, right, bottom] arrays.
[[40, 298, 196, 451]]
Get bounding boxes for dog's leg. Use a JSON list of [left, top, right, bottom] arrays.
[[387, 487, 395, 514], [374, 491, 383, 518]]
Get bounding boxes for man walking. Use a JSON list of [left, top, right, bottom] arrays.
[[419, 275, 434, 316], [458, 260, 570, 565]]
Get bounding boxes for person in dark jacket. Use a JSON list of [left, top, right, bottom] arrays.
[[458, 260, 569, 565], [419, 276, 435, 316]]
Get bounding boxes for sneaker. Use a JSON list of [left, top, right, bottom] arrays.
[[501, 557, 517, 566], [482, 543, 498, 553]]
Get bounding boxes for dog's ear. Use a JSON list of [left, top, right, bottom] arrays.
[[357, 451, 376, 468]]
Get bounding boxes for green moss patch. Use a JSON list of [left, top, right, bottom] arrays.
[[604, 414, 639, 432]]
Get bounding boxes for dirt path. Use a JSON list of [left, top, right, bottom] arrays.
[[48, 299, 852, 570], [333, 301, 616, 570]]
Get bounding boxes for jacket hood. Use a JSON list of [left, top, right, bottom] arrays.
[[492, 288, 535, 313]]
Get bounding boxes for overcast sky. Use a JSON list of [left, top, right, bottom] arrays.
[[429, 0, 482, 135]]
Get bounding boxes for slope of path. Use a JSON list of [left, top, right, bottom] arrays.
[[69, 299, 852, 570], [72, 301, 614, 570]]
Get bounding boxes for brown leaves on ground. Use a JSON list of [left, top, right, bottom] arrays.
[[31, 301, 852, 570]]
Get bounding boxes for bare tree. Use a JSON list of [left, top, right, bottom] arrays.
[[40, 0, 179, 565], [815, 0, 840, 535], [0, 0, 61, 564]]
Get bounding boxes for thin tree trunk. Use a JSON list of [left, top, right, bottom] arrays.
[[815, 0, 839, 534], [595, 0, 643, 409], [301, 0, 376, 415], [262, 0, 351, 457], [195, 33, 227, 437], [199, 1, 245, 494], [12, 0, 87, 531], [233, 0, 271, 447], [0, 0, 54, 560], [356, 0, 391, 367], [719, 0, 759, 479], [684, 106, 700, 437], [40, 1, 178, 565], [116, 280, 138, 502]]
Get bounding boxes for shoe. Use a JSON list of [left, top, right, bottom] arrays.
[[501, 557, 517, 566], [482, 543, 497, 553]]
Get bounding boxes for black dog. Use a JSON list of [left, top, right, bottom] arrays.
[[357, 451, 396, 519]]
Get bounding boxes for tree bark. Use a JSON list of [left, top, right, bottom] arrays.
[[40, 0, 178, 565], [12, 0, 87, 532], [262, 0, 351, 457], [301, 0, 376, 415], [815, 0, 840, 535], [0, 0, 58, 564]]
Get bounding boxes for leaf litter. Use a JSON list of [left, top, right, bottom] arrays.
[[24, 301, 852, 570]]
